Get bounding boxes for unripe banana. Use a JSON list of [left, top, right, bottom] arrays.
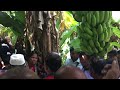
[[89, 40, 95, 48], [83, 33, 92, 40], [84, 27, 93, 36], [99, 11, 104, 23], [100, 41, 105, 47], [104, 11, 110, 23], [94, 11, 99, 24], [91, 15, 96, 27], [86, 13, 91, 25]]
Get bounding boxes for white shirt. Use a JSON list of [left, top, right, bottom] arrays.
[[65, 58, 83, 70]]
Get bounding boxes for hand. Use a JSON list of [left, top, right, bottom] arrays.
[[102, 60, 120, 79]]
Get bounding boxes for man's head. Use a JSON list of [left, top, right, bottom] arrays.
[[54, 65, 87, 79], [90, 60, 106, 79], [70, 47, 80, 62], [107, 50, 118, 60], [44, 52, 62, 74], [80, 53, 91, 70], [5, 36, 11, 43], [0, 66, 40, 79], [10, 54, 26, 66], [117, 50, 120, 66], [117, 50, 120, 60]]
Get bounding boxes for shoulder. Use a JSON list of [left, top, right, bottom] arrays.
[[65, 58, 71, 63]]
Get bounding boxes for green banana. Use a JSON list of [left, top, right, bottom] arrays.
[[104, 29, 108, 42], [95, 41, 101, 48], [104, 42, 110, 51], [86, 13, 91, 25], [99, 33, 104, 42], [89, 40, 95, 48], [104, 11, 110, 23], [94, 11, 99, 24], [100, 41, 105, 47], [84, 22, 91, 29], [99, 11, 104, 23], [84, 27, 93, 36], [98, 50, 106, 57], [83, 33, 92, 40], [93, 47, 98, 54], [107, 45, 113, 53], [87, 46, 94, 55], [82, 16, 86, 22], [91, 15, 96, 27], [97, 24, 103, 34], [98, 46, 103, 52], [82, 39, 88, 46], [71, 11, 112, 57]]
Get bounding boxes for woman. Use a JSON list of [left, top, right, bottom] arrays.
[[27, 51, 45, 78]]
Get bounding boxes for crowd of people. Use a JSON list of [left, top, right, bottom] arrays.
[[0, 36, 120, 79]]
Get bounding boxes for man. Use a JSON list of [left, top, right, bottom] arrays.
[[65, 47, 83, 70], [0, 54, 40, 79], [102, 60, 120, 79], [2, 54, 28, 70], [80, 53, 93, 79], [0, 66, 40, 79], [107, 50, 118, 61], [54, 65, 87, 79], [0, 38, 14, 67], [44, 52, 62, 79], [5, 36, 12, 46]]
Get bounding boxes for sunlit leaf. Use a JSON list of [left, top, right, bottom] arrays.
[[110, 42, 120, 48], [69, 37, 80, 48], [62, 11, 78, 29], [112, 27, 120, 38], [60, 25, 77, 47]]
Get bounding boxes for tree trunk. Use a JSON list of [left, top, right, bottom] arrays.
[[25, 11, 59, 61]]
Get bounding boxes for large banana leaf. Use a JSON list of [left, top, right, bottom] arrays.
[[0, 11, 25, 35], [14, 11, 25, 25], [0, 12, 13, 27], [60, 25, 77, 47], [69, 37, 80, 49]]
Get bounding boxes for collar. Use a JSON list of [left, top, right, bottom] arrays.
[[73, 58, 80, 63]]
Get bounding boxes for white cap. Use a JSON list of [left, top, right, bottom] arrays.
[[10, 54, 25, 65]]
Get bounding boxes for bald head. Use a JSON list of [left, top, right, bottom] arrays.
[[54, 65, 87, 79], [0, 66, 40, 79]]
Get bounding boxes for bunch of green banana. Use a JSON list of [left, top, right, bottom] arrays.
[[73, 11, 113, 57]]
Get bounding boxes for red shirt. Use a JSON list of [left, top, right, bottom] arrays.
[[44, 75, 54, 79]]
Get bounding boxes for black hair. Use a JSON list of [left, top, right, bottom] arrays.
[[117, 50, 120, 54], [79, 52, 85, 57], [90, 60, 106, 75], [108, 50, 117, 56], [28, 51, 38, 58], [45, 52, 62, 72], [70, 47, 74, 52]]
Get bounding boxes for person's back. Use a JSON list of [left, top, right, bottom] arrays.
[[54, 65, 87, 79]]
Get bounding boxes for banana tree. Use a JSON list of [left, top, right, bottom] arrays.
[[57, 11, 80, 63], [0, 11, 26, 54]]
